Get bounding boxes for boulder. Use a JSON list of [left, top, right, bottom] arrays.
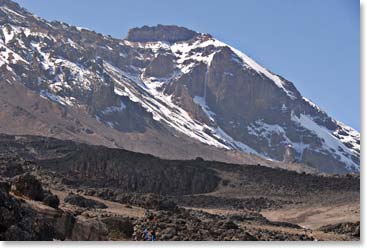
[[0, 158, 24, 177], [143, 194, 177, 211], [64, 193, 107, 209], [222, 220, 238, 230], [102, 217, 134, 238], [12, 173, 45, 201], [43, 191, 60, 209], [71, 217, 108, 241]]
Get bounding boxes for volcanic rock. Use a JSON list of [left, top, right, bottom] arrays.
[[126, 25, 199, 43], [12, 173, 45, 201]]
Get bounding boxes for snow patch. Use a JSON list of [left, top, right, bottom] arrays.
[[247, 119, 311, 160], [247, 120, 289, 147], [101, 101, 126, 115], [213, 127, 262, 156], [0, 43, 28, 66], [0, 6, 25, 20], [193, 96, 216, 122], [1, 26, 14, 43], [302, 97, 323, 112], [291, 113, 359, 171], [171, 39, 219, 74]]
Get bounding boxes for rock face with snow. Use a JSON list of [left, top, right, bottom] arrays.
[[0, 0, 360, 173]]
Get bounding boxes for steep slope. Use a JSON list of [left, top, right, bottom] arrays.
[[0, 0, 359, 173]]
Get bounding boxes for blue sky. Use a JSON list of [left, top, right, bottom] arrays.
[[15, 0, 360, 130]]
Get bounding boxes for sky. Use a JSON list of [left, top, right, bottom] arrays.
[[14, 0, 360, 130]]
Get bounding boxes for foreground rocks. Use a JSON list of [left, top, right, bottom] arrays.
[[0, 138, 360, 241], [319, 222, 360, 238], [131, 208, 313, 241], [43, 191, 60, 208], [12, 173, 60, 209], [12, 173, 45, 201], [102, 217, 134, 240], [132, 208, 258, 241], [0, 181, 55, 241], [0, 157, 25, 177]]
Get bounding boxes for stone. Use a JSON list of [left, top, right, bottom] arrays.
[[102, 217, 134, 238], [43, 192, 60, 209], [64, 193, 107, 209], [12, 173, 45, 201]]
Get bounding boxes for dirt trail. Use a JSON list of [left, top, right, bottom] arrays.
[[51, 189, 146, 218], [261, 201, 360, 230]]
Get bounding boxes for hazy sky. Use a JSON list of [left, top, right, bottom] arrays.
[[15, 0, 360, 130]]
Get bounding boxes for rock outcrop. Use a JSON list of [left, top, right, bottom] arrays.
[[131, 208, 313, 241], [12, 173, 45, 201], [43, 191, 60, 209], [126, 25, 199, 43], [143, 53, 176, 78], [319, 222, 360, 238], [0, 181, 56, 241], [39, 143, 221, 195], [102, 217, 134, 239], [64, 193, 107, 209]]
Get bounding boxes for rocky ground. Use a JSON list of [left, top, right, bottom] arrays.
[[0, 135, 360, 241]]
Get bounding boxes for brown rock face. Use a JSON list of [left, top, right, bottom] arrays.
[[126, 25, 199, 43], [87, 82, 119, 115], [70, 217, 109, 241], [143, 53, 176, 78], [204, 47, 297, 122]]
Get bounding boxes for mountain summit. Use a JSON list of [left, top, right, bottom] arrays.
[[126, 25, 200, 43], [0, 1, 360, 173]]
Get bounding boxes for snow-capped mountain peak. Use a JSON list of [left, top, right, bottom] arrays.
[[0, 0, 360, 173]]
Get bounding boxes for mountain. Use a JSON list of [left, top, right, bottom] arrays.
[[0, 0, 360, 173]]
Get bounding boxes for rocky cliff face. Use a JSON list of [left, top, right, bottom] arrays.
[[126, 24, 200, 43], [0, 0, 360, 173], [0, 134, 220, 195], [41, 146, 220, 195]]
